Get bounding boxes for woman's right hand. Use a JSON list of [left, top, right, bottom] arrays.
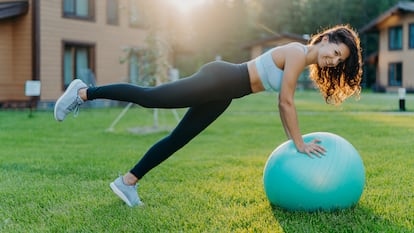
[[297, 139, 326, 158]]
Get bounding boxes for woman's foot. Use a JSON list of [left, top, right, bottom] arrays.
[[54, 79, 87, 121], [110, 176, 144, 207]]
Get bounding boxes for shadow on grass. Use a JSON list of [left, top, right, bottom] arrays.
[[271, 204, 410, 233]]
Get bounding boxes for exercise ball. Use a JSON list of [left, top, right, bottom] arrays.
[[263, 132, 365, 212]]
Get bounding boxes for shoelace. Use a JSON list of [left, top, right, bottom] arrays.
[[117, 175, 143, 205], [67, 96, 83, 117], [118, 173, 139, 189]]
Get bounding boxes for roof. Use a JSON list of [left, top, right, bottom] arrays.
[[360, 2, 414, 33], [243, 32, 308, 49], [0, 0, 28, 20]]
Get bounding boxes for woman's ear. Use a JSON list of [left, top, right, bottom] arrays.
[[322, 35, 329, 43]]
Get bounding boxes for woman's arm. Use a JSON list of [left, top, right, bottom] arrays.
[[278, 45, 325, 157]]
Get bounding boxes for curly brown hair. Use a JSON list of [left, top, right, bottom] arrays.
[[309, 25, 363, 105]]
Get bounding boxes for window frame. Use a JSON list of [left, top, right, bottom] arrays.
[[388, 25, 403, 51], [62, 41, 96, 90], [388, 62, 403, 87], [62, 0, 95, 21]]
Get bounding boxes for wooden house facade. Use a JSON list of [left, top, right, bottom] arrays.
[[361, 2, 414, 92], [0, 0, 171, 108]]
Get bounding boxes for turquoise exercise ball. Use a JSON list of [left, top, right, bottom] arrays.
[[263, 132, 365, 211]]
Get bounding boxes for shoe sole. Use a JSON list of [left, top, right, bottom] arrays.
[[54, 79, 83, 121], [110, 182, 134, 207]]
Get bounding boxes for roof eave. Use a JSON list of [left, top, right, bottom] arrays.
[[0, 1, 29, 20], [360, 2, 414, 33]]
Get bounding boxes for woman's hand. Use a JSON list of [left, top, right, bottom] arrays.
[[297, 139, 326, 158]]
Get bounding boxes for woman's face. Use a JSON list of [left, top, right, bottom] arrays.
[[318, 37, 350, 68]]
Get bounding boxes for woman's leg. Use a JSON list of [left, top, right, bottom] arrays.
[[113, 99, 232, 207], [116, 63, 252, 180], [130, 99, 232, 179], [86, 61, 251, 108]]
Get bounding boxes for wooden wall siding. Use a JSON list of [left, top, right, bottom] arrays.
[[40, 0, 148, 101], [0, 22, 14, 100], [377, 14, 414, 91], [0, 0, 32, 101]]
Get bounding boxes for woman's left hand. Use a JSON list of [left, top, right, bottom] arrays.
[[298, 139, 326, 158]]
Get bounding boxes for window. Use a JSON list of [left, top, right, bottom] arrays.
[[129, 0, 147, 28], [107, 0, 119, 25], [388, 62, 402, 86], [63, 0, 95, 20], [409, 23, 414, 49], [63, 42, 95, 89], [389, 26, 402, 50]]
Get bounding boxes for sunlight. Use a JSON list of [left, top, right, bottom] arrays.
[[170, 0, 206, 13]]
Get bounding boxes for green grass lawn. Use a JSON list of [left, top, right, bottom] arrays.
[[1, 91, 413, 232]]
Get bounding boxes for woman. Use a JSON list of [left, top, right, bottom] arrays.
[[54, 25, 362, 207]]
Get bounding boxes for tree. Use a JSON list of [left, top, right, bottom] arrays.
[[126, 0, 404, 88]]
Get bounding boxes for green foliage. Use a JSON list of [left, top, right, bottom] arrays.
[[119, 28, 173, 87], [1, 91, 414, 232], [248, 0, 402, 34], [119, 34, 160, 87], [150, 0, 404, 85]]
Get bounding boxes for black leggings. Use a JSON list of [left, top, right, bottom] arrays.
[[87, 61, 252, 179]]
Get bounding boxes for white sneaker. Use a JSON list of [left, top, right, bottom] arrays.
[[110, 176, 144, 207], [54, 79, 87, 121]]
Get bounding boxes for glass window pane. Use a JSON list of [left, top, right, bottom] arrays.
[[63, 43, 95, 90], [129, 0, 146, 27], [389, 26, 403, 50], [76, 0, 89, 17], [76, 47, 89, 77], [389, 63, 403, 86], [396, 63, 402, 85], [64, 0, 75, 14], [129, 53, 139, 84], [397, 28, 402, 48], [107, 0, 119, 25], [410, 24, 414, 48], [64, 48, 73, 88]]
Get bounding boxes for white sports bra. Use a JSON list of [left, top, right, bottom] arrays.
[[255, 45, 308, 92]]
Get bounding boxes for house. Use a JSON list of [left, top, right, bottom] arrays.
[[0, 0, 172, 109], [360, 1, 414, 92], [243, 32, 312, 90]]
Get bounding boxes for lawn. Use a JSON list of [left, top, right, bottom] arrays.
[[0, 91, 413, 232]]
